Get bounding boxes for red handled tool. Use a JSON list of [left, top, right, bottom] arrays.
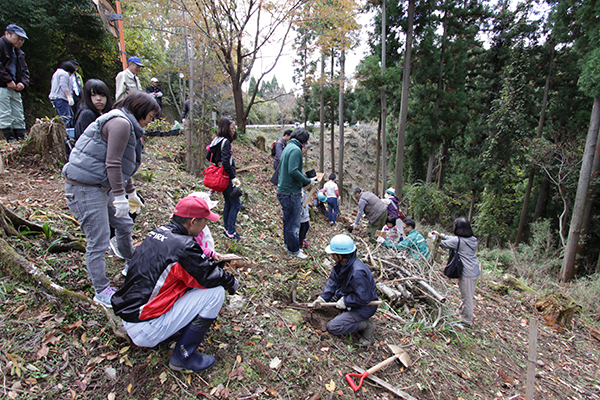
[[345, 344, 411, 391]]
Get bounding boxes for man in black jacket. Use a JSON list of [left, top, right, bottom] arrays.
[[112, 195, 239, 372], [0, 24, 30, 142]]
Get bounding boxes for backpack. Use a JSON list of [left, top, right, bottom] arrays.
[[386, 197, 407, 220], [270, 138, 284, 157]]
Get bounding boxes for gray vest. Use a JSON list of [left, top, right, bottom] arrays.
[[62, 109, 143, 187], [361, 191, 388, 223]]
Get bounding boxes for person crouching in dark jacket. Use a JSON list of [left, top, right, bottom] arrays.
[[112, 196, 239, 372], [312, 234, 378, 345]]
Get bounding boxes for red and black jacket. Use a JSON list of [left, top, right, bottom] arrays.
[[112, 221, 237, 323]]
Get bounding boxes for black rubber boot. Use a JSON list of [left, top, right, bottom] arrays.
[[2, 128, 16, 142], [13, 128, 26, 140], [169, 317, 216, 372], [357, 320, 375, 346]]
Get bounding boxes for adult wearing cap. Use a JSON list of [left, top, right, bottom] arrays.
[[312, 234, 378, 346], [0, 24, 30, 142], [146, 77, 163, 113], [112, 196, 239, 372], [115, 56, 144, 102]]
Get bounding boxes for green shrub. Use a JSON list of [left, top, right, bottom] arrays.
[[404, 182, 452, 225]]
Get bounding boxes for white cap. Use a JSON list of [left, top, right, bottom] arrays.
[[151, 77, 159, 83]]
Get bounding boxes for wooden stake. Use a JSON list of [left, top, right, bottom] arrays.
[[525, 316, 539, 400]]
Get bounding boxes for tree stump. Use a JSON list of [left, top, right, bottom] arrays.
[[254, 135, 266, 152], [16, 117, 67, 169], [536, 292, 581, 328]]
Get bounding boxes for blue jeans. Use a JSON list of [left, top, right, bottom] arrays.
[[327, 197, 339, 223], [65, 184, 134, 294], [51, 98, 74, 128], [223, 180, 241, 234], [277, 192, 302, 253]]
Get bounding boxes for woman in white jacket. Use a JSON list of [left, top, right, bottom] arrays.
[[431, 217, 480, 326]]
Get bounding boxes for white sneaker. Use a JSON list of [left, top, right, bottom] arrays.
[[109, 236, 125, 260], [93, 286, 117, 308], [288, 250, 308, 259]]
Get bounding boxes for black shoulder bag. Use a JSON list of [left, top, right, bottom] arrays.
[[444, 237, 464, 279]]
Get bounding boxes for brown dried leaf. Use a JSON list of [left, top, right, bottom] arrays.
[[35, 345, 49, 360], [229, 366, 245, 381], [61, 319, 83, 333]]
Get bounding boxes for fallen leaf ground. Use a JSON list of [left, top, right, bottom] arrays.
[[0, 131, 599, 400]]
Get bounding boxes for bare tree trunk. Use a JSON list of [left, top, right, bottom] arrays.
[[426, 141, 436, 184], [515, 47, 554, 246], [330, 52, 335, 174], [578, 107, 600, 239], [375, 116, 381, 194], [469, 189, 476, 221], [428, 9, 447, 184], [319, 53, 325, 176], [338, 50, 345, 204], [561, 96, 600, 282], [534, 176, 550, 220], [394, 0, 414, 201], [380, 0, 388, 197], [184, 9, 194, 173], [437, 138, 448, 189]]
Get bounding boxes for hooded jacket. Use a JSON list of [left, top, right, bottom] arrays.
[[112, 220, 237, 323], [207, 136, 236, 179], [319, 252, 378, 320], [0, 36, 29, 88]]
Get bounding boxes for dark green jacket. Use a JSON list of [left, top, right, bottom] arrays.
[[277, 138, 310, 194]]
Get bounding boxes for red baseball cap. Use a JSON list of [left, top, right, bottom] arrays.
[[174, 196, 220, 221]]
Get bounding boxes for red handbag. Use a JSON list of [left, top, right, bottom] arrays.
[[203, 147, 229, 192]]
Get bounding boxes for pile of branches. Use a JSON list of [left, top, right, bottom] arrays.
[[361, 239, 449, 313]]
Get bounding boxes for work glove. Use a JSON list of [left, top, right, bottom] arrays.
[[67, 96, 74, 106], [376, 236, 385, 244], [228, 277, 239, 295], [232, 178, 241, 187], [113, 195, 130, 218], [336, 297, 347, 310], [127, 191, 144, 214], [347, 225, 354, 233], [310, 176, 319, 185], [312, 296, 326, 309]]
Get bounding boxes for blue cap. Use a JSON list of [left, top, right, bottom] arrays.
[[6, 24, 28, 40], [127, 56, 144, 67]]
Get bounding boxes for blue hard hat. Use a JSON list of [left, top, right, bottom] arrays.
[[325, 234, 356, 255], [317, 192, 327, 202]]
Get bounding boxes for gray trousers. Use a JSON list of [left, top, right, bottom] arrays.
[[65, 184, 134, 294], [458, 276, 479, 325], [0, 87, 25, 130]]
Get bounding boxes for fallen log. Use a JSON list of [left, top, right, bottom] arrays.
[[0, 236, 128, 340], [377, 282, 403, 303], [1, 204, 85, 253], [375, 257, 446, 303]]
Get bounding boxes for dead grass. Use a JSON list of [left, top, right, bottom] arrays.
[[0, 134, 599, 399]]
